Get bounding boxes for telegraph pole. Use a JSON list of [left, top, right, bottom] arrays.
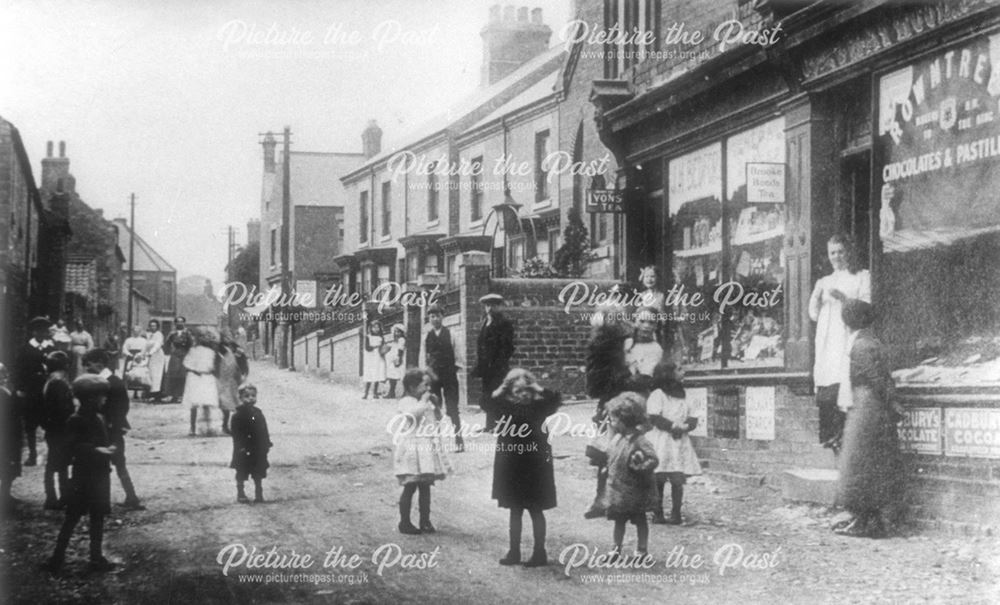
[[127, 193, 136, 331], [279, 126, 292, 369]]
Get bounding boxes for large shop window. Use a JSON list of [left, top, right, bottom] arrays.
[[668, 118, 786, 371], [877, 33, 1000, 388]]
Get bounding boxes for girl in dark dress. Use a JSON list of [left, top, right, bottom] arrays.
[[490, 369, 560, 568], [229, 383, 272, 504]]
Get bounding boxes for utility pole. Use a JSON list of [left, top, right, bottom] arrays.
[[127, 193, 136, 331], [279, 126, 292, 369]]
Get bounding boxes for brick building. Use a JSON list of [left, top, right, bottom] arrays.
[[112, 217, 177, 331], [590, 0, 1000, 530], [0, 118, 69, 362]]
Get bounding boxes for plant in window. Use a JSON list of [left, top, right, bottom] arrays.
[[519, 257, 557, 279], [553, 207, 595, 278]]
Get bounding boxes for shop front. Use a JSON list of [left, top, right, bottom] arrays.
[[595, 1, 1000, 528]]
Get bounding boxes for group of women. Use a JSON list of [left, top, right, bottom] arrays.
[[121, 320, 177, 402]]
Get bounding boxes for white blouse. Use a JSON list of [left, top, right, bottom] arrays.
[[809, 269, 871, 386]]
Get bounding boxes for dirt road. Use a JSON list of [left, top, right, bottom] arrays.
[[3, 361, 999, 604]]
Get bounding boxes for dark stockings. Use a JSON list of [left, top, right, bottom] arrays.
[[613, 515, 649, 554], [504, 507, 546, 563], [51, 509, 105, 564]]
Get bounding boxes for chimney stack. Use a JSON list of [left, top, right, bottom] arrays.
[[480, 5, 552, 86], [262, 132, 277, 173], [41, 139, 73, 200], [362, 120, 382, 159]]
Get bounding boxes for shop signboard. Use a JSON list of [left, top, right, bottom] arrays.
[[744, 386, 775, 440], [876, 33, 1000, 247], [687, 387, 708, 438], [745, 163, 786, 203], [295, 280, 318, 308], [586, 189, 624, 213], [897, 407, 942, 454], [943, 407, 1000, 458]]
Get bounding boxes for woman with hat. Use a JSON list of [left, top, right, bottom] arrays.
[[163, 317, 193, 403], [384, 324, 407, 399]]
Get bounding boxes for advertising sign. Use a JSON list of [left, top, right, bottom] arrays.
[[943, 407, 1000, 458], [897, 407, 942, 454]]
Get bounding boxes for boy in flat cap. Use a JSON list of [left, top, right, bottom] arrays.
[[14, 316, 54, 466], [42, 351, 73, 509], [473, 294, 515, 431], [43, 375, 117, 573]]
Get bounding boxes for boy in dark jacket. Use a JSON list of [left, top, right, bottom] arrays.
[[43, 374, 117, 573], [43, 351, 74, 509], [82, 349, 144, 510], [0, 363, 21, 509], [230, 383, 271, 504]]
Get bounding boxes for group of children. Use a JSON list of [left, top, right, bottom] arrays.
[[387, 298, 700, 566], [362, 321, 407, 400]]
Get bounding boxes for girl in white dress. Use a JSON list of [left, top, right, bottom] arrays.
[[362, 320, 387, 400], [808, 234, 871, 450], [646, 361, 701, 525], [625, 307, 664, 380], [184, 327, 220, 436], [384, 324, 406, 398]]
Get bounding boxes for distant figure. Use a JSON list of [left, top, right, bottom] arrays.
[[14, 316, 54, 467], [362, 320, 387, 400], [144, 320, 166, 401], [229, 383, 271, 504], [474, 294, 515, 431], [217, 330, 248, 435], [69, 321, 95, 379], [163, 317, 193, 403], [384, 324, 406, 399]]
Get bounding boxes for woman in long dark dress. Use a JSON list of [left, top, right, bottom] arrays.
[[835, 300, 904, 538], [490, 369, 560, 568], [163, 317, 192, 403]]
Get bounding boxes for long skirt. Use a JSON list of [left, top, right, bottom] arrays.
[[148, 351, 165, 392], [163, 354, 187, 398], [838, 386, 903, 514]]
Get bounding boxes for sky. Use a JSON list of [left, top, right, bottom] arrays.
[[1, 0, 571, 287]]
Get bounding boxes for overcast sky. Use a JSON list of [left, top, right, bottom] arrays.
[[1, 0, 570, 287]]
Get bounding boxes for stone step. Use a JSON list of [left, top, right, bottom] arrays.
[[781, 467, 839, 506]]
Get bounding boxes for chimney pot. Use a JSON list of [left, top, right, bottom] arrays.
[[531, 7, 542, 24], [59, 141, 65, 158], [503, 5, 515, 21], [517, 6, 528, 22], [46, 141, 53, 157]]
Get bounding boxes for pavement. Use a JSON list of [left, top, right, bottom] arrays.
[[2, 360, 999, 604]]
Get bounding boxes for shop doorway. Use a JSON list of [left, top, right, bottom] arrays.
[[840, 151, 871, 268]]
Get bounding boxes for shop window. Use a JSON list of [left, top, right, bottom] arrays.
[[668, 118, 786, 371], [534, 129, 551, 202], [381, 181, 391, 237], [509, 237, 525, 271], [359, 191, 369, 245], [875, 36, 1000, 386], [470, 156, 484, 222], [427, 164, 439, 223]]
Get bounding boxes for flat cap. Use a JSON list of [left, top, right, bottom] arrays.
[[479, 293, 505, 305], [71, 374, 110, 397]]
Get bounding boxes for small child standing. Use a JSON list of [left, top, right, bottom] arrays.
[[646, 361, 700, 524], [229, 383, 272, 504], [393, 368, 449, 534], [43, 375, 118, 574], [604, 392, 659, 560]]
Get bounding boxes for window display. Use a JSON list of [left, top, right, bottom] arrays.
[[668, 119, 786, 371], [877, 34, 1000, 387]]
